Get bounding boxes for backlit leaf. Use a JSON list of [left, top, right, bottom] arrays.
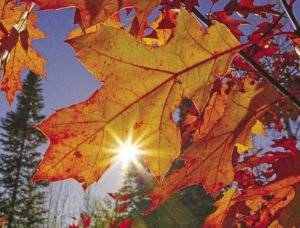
[[204, 137, 300, 227], [236, 119, 266, 154], [27, 0, 160, 29], [142, 7, 177, 46], [202, 188, 238, 227], [146, 79, 275, 213], [34, 9, 240, 188], [278, 184, 300, 227], [0, 3, 46, 103], [236, 177, 298, 227]]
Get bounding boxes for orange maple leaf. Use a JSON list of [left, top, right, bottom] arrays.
[[203, 177, 297, 228], [202, 188, 240, 227], [235, 177, 298, 227], [34, 9, 240, 188], [145, 79, 280, 213], [181, 79, 229, 146], [278, 183, 300, 227], [0, 2, 46, 104], [27, 0, 161, 29], [0, 0, 17, 18], [203, 134, 300, 227]]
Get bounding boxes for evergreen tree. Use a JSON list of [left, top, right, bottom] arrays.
[[0, 72, 48, 228]]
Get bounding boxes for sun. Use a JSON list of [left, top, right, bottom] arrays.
[[116, 138, 140, 164]]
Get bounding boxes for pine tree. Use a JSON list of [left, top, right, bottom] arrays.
[[0, 72, 48, 228]]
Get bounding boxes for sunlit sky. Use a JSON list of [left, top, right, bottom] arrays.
[[0, 0, 299, 223]]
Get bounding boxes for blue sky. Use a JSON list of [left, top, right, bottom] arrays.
[[0, 8, 124, 209], [0, 8, 100, 117]]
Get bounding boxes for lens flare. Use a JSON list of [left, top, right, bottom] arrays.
[[118, 141, 139, 163], [115, 136, 140, 166]]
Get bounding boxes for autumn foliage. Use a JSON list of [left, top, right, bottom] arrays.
[[1, 0, 300, 226]]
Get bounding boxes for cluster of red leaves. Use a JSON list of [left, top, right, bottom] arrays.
[[69, 213, 91, 228], [203, 137, 300, 227], [210, 0, 279, 40], [110, 220, 134, 228], [108, 192, 134, 228]]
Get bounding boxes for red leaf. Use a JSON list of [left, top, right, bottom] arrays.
[[80, 214, 91, 228], [210, 11, 248, 40], [117, 203, 129, 214], [118, 220, 134, 228]]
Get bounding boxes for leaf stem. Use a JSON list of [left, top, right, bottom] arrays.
[[190, 5, 300, 109], [279, 0, 300, 36]]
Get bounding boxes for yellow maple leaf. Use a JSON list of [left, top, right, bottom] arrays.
[[34, 9, 240, 188], [146, 79, 268, 212], [236, 119, 266, 154], [202, 188, 238, 227]]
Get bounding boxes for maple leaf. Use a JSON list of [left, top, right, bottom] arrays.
[[235, 119, 266, 154], [224, 0, 277, 18], [34, 9, 240, 188], [210, 11, 248, 40], [145, 79, 279, 213], [26, 0, 160, 29], [143, 7, 177, 47], [0, 3, 46, 104], [203, 136, 300, 227], [203, 176, 300, 227], [235, 177, 299, 227], [0, 0, 17, 18], [278, 184, 300, 227], [110, 220, 134, 228], [184, 0, 198, 12], [181, 79, 228, 146], [80, 213, 91, 228], [248, 16, 283, 42], [202, 188, 239, 227]]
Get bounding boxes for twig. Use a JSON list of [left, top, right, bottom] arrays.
[[192, 7, 212, 27], [239, 51, 300, 108], [190, 6, 300, 109], [179, 0, 212, 26], [246, 13, 284, 53], [279, 0, 300, 36]]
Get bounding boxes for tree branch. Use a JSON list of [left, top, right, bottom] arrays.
[[192, 7, 212, 27], [239, 51, 300, 108], [190, 6, 300, 109], [279, 0, 300, 36]]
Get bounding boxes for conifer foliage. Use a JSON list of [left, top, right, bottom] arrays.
[[0, 72, 48, 228]]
